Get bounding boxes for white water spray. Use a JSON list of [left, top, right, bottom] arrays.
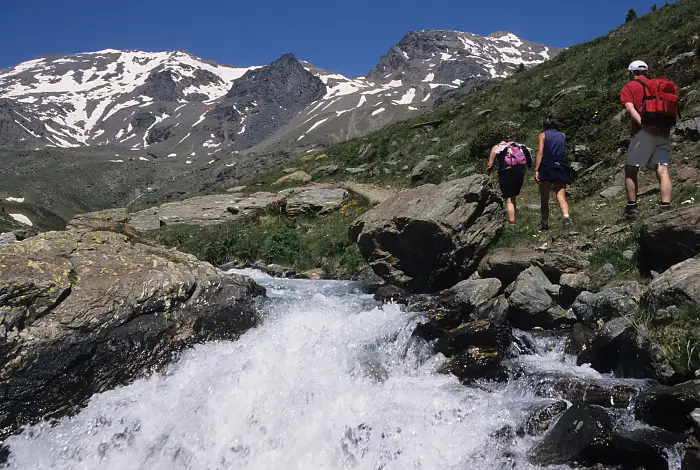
[[4, 273, 669, 469]]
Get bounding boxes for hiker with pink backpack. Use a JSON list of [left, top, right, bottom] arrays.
[[487, 137, 532, 225]]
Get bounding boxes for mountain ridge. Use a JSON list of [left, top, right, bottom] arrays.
[[0, 30, 558, 158]]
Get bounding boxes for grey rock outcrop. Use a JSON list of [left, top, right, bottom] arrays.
[[478, 247, 584, 285], [577, 317, 677, 383], [272, 170, 313, 186], [349, 175, 504, 292], [507, 266, 575, 330], [285, 188, 348, 216], [410, 155, 440, 182], [639, 205, 700, 273], [129, 192, 284, 231], [0, 230, 263, 439], [644, 256, 700, 307], [570, 282, 644, 327]]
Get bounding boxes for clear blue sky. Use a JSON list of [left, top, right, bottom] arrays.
[[0, 0, 676, 76]]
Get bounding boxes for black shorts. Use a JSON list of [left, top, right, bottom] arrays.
[[498, 169, 525, 198]]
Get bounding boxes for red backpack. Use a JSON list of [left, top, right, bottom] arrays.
[[635, 78, 680, 129]]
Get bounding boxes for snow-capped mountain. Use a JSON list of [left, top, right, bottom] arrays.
[[0, 30, 558, 158]]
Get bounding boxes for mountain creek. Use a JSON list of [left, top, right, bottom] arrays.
[[0, 269, 689, 470]]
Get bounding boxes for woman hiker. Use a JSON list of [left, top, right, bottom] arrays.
[[487, 137, 532, 225], [535, 117, 573, 230]]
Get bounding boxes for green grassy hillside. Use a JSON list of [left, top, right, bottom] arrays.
[[255, 0, 699, 193]]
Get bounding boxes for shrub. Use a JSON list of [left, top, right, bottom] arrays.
[[626, 8, 638, 23]]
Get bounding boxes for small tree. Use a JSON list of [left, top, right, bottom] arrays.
[[651, 4, 657, 12], [626, 8, 638, 22], [515, 63, 526, 74]]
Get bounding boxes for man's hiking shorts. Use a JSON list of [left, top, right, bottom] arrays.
[[498, 168, 525, 199], [627, 130, 671, 167]]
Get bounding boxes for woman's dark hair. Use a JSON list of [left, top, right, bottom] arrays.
[[543, 117, 561, 131]]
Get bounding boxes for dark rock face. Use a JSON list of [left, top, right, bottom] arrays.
[[602, 428, 686, 470], [644, 256, 700, 308], [0, 230, 263, 439], [142, 69, 183, 102], [0, 99, 45, 148], [529, 404, 612, 466], [522, 401, 568, 436], [131, 111, 157, 134], [577, 317, 677, 383], [478, 248, 584, 286], [684, 448, 700, 470], [565, 323, 595, 355], [210, 53, 326, 150], [571, 282, 644, 327], [507, 266, 575, 330], [438, 347, 505, 382], [374, 285, 411, 304], [635, 380, 700, 433], [535, 376, 636, 409], [639, 205, 700, 273], [433, 320, 512, 357], [146, 123, 175, 145], [349, 175, 504, 292]]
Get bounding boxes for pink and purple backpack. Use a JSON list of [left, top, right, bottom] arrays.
[[504, 142, 527, 169]]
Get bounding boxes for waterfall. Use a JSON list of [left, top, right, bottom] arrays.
[[3, 271, 675, 469]]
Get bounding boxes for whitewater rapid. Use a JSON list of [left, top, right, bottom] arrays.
[[3, 271, 656, 469]]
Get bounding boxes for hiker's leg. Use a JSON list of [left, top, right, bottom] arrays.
[[505, 197, 516, 224], [554, 182, 569, 216], [625, 165, 640, 203], [655, 164, 672, 204], [650, 136, 672, 205], [539, 181, 551, 222]]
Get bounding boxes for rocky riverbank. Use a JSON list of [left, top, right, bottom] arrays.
[[0, 229, 264, 441]]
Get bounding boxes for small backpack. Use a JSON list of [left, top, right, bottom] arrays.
[[635, 78, 680, 129], [503, 142, 527, 169]]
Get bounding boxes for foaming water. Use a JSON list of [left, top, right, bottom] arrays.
[[3, 272, 656, 469]]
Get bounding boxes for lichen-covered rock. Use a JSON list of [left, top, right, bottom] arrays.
[[349, 175, 503, 292], [0, 230, 263, 439]]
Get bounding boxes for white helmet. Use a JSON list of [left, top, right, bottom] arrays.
[[628, 60, 649, 71]]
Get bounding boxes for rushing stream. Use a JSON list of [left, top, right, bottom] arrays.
[[4, 271, 681, 469]]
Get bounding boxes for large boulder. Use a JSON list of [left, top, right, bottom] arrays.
[[410, 155, 440, 183], [129, 192, 285, 231], [348, 175, 504, 292], [0, 230, 263, 439], [644, 256, 700, 307], [570, 282, 645, 327], [442, 278, 502, 314], [577, 317, 677, 383], [478, 247, 584, 285], [507, 266, 576, 330], [272, 170, 312, 186], [66, 208, 135, 236], [284, 188, 348, 216], [438, 346, 505, 383], [603, 428, 686, 470], [639, 205, 700, 273], [529, 404, 612, 466], [635, 380, 700, 433]]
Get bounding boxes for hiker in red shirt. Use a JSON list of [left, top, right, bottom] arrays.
[[620, 60, 675, 220]]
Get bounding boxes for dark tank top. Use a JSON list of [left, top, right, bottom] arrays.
[[543, 129, 566, 164]]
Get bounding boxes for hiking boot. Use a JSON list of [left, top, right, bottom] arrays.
[[658, 203, 672, 214], [563, 216, 572, 227], [541, 220, 550, 231], [622, 202, 639, 221]]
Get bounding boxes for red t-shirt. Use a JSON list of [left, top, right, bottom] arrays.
[[620, 77, 648, 134]]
